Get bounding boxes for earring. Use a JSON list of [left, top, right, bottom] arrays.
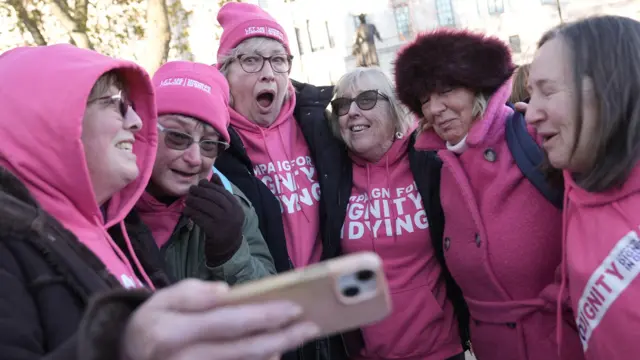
[[395, 131, 403, 139]]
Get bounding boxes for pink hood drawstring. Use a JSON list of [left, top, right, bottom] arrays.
[[0, 45, 157, 289]]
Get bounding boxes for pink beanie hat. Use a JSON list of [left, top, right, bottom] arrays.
[[216, 2, 290, 63], [153, 61, 231, 143]]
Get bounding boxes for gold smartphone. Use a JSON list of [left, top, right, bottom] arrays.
[[216, 252, 392, 337]]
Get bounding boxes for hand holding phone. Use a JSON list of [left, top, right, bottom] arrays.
[[215, 252, 392, 339]]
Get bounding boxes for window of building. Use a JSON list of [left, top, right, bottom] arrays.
[[306, 20, 326, 52], [509, 35, 521, 53], [393, 4, 412, 38], [488, 0, 504, 14], [294, 27, 304, 55], [435, 0, 455, 27], [325, 21, 335, 48]]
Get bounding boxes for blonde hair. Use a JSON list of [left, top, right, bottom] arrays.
[[329, 67, 412, 141], [509, 64, 531, 103]]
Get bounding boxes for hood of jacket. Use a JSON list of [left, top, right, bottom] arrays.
[[0, 44, 157, 287]]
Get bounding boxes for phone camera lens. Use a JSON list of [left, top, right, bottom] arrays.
[[342, 286, 360, 298], [356, 269, 375, 282]]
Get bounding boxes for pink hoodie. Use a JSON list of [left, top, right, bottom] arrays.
[[562, 166, 640, 359], [0, 45, 157, 289], [229, 85, 321, 267], [341, 124, 461, 360], [414, 80, 583, 360]]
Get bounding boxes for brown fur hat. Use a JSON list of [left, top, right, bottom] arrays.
[[394, 29, 516, 116]]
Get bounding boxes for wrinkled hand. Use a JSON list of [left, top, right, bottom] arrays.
[[122, 279, 320, 360], [184, 176, 244, 266]]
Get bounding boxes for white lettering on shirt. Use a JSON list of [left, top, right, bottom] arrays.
[[576, 229, 640, 351]]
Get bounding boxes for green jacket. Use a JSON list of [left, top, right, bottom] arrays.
[[161, 183, 276, 285]]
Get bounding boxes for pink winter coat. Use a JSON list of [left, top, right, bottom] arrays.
[[563, 166, 640, 360], [414, 81, 584, 360]]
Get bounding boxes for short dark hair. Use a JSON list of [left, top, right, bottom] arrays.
[[552, 16, 640, 192]]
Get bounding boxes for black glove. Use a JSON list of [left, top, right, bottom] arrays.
[[183, 176, 244, 267]]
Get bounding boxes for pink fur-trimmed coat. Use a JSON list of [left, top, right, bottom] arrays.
[[414, 81, 584, 360]]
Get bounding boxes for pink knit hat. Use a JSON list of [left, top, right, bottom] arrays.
[[216, 2, 290, 62], [153, 61, 230, 143]]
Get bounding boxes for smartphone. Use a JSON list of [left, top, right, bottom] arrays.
[[216, 252, 392, 337]]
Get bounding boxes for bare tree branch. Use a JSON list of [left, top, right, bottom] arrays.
[[48, 0, 93, 49], [74, 0, 89, 31], [6, 0, 47, 45]]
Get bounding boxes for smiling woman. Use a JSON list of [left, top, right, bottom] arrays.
[[329, 67, 412, 163], [524, 16, 640, 360], [322, 66, 468, 360], [394, 28, 584, 360], [83, 72, 142, 206]]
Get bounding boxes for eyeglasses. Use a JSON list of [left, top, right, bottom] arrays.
[[330, 90, 389, 116], [157, 124, 230, 158], [89, 91, 134, 117], [236, 54, 293, 73]]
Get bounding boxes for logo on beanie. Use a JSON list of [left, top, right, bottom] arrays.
[[159, 77, 211, 94], [245, 26, 284, 41]]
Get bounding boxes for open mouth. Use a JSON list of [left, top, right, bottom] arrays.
[[542, 134, 558, 146], [115, 141, 133, 152], [350, 124, 370, 133], [256, 90, 275, 109], [171, 169, 197, 178]]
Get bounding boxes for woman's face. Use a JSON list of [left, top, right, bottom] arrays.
[[226, 39, 290, 127], [82, 85, 142, 205], [149, 115, 219, 198], [420, 87, 476, 145], [526, 37, 598, 173], [335, 88, 396, 162]]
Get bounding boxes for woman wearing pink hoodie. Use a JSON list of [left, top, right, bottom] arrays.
[[526, 15, 640, 360], [0, 44, 320, 360], [214, 3, 345, 359], [324, 67, 465, 360], [393, 30, 584, 360]]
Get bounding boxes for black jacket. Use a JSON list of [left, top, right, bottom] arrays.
[[215, 80, 348, 360], [0, 167, 170, 360], [301, 123, 472, 352]]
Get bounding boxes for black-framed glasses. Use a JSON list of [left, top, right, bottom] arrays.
[[331, 90, 389, 116], [88, 91, 134, 117], [236, 54, 293, 73], [157, 124, 230, 158]]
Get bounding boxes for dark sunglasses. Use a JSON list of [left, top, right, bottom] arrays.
[[331, 90, 389, 116], [89, 91, 134, 117], [157, 124, 230, 158]]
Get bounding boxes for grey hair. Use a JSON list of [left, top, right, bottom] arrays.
[[329, 67, 412, 140], [550, 16, 640, 192], [218, 37, 291, 106], [472, 93, 488, 119], [157, 113, 217, 134]]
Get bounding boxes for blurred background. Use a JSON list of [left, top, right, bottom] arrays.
[[1, 0, 638, 83]]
